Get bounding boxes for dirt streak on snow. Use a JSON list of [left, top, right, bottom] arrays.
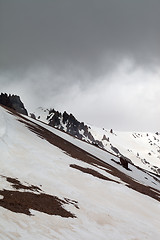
[[0, 106, 160, 240]]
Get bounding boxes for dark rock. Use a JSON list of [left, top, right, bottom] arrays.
[[47, 109, 56, 120], [30, 113, 36, 119], [49, 111, 61, 126], [102, 135, 109, 141], [120, 157, 129, 170], [47, 109, 104, 147], [0, 93, 28, 115], [93, 140, 104, 148], [157, 168, 160, 174], [111, 145, 120, 154]]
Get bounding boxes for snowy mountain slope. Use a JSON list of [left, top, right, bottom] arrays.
[[89, 126, 160, 174], [1, 105, 160, 240], [31, 107, 160, 174]]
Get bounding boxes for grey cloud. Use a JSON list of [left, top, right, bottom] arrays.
[[1, 0, 160, 75], [1, 0, 160, 131]]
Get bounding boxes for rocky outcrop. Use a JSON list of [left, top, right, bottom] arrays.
[[111, 145, 120, 154], [45, 108, 104, 148], [0, 93, 28, 115], [120, 156, 129, 169]]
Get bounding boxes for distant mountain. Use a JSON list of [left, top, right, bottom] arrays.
[[31, 107, 160, 175], [0, 93, 28, 115]]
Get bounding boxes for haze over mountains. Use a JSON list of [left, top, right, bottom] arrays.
[[0, 93, 160, 239]]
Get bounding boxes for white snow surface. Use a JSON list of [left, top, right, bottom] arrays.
[[0, 106, 160, 240], [31, 107, 50, 123], [89, 126, 160, 174], [31, 107, 160, 174]]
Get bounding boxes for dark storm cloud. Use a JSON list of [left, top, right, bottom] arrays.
[[1, 0, 160, 75], [1, 0, 160, 131]]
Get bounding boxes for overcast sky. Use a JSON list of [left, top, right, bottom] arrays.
[[1, 0, 160, 131]]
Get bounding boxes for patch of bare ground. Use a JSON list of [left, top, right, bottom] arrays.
[[5, 177, 41, 192], [5, 108, 160, 203], [70, 164, 119, 183], [0, 190, 76, 217], [0, 175, 77, 217]]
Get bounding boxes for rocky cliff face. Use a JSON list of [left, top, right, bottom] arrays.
[[32, 107, 104, 148], [30, 106, 160, 175], [0, 93, 28, 115], [47, 109, 104, 148]]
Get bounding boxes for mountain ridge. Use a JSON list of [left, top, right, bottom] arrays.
[[0, 93, 160, 175], [31, 106, 160, 175], [0, 104, 160, 239]]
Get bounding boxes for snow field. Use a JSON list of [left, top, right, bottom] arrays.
[[0, 106, 160, 240]]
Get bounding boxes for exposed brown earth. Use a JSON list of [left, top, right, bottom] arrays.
[[17, 113, 160, 202], [0, 189, 76, 217], [1, 106, 160, 218], [70, 164, 119, 183], [0, 175, 77, 217], [5, 176, 41, 192]]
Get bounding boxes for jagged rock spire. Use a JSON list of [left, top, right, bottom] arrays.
[[0, 93, 28, 115]]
